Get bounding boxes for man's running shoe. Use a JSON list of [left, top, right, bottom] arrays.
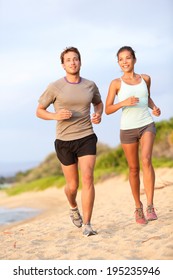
[[83, 223, 97, 237], [69, 207, 83, 228]]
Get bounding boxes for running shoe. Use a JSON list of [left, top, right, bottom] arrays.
[[83, 223, 97, 237], [69, 207, 83, 228], [135, 203, 147, 225], [146, 205, 158, 221]]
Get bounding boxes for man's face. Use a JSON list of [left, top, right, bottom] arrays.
[[62, 51, 81, 75]]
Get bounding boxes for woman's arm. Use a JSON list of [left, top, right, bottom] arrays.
[[105, 78, 139, 115], [105, 79, 123, 115], [142, 74, 161, 117]]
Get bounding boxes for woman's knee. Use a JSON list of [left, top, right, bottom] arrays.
[[142, 156, 152, 168], [129, 166, 140, 176]]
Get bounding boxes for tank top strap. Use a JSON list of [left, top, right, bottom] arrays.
[[120, 77, 124, 84]]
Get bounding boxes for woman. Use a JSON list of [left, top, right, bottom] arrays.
[[105, 46, 161, 224]]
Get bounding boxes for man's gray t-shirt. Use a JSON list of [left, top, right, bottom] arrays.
[[38, 77, 102, 141]]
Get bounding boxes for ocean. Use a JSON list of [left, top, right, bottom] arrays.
[[0, 207, 40, 226]]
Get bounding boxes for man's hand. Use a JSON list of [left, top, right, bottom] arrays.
[[91, 113, 102, 124], [54, 109, 72, 120]]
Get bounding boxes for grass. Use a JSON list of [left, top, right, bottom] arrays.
[[6, 176, 65, 196], [3, 154, 173, 196], [152, 157, 173, 168]]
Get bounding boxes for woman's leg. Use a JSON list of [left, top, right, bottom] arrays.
[[140, 131, 155, 206], [122, 142, 148, 224], [122, 142, 141, 208]]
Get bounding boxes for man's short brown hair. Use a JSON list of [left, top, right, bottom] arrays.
[[60, 47, 81, 64]]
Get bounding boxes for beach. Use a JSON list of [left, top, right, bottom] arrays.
[[0, 167, 172, 260]]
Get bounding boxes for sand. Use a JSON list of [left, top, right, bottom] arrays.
[[0, 168, 172, 260]]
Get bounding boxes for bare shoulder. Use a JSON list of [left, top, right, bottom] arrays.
[[110, 78, 121, 90], [141, 74, 151, 83]]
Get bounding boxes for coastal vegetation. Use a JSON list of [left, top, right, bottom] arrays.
[[3, 117, 173, 196]]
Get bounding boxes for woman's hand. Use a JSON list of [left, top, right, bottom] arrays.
[[152, 106, 161, 117], [123, 96, 139, 106]]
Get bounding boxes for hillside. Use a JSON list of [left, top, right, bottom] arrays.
[[14, 117, 173, 183], [153, 118, 173, 158], [3, 117, 173, 195], [14, 142, 113, 184]]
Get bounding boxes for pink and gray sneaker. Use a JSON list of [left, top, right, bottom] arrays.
[[135, 203, 148, 225], [146, 205, 158, 221]]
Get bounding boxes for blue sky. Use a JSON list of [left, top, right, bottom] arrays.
[[0, 0, 173, 172]]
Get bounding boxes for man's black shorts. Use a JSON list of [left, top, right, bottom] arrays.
[[54, 133, 98, 166]]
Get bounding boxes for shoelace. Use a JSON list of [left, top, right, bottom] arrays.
[[146, 205, 155, 213], [135, 208, 144, 219], [72, 210, 81, 220]]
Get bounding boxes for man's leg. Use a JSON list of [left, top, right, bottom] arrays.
[[78, 155, 96, 224], [61, 163, 79, 208], [61, 163, 83, 227]]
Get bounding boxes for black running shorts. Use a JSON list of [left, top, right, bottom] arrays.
[[54, 133, 98, 166]]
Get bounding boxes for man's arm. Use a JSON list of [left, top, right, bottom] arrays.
[[91, 101, 103, 124], [36, 104, 72, 120]]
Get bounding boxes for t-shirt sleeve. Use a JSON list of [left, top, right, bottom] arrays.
[[38, 83, 56, 108], [92, 83, 102, 105]]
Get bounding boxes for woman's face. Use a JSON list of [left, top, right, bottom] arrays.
[[118, 50, 136, 73]]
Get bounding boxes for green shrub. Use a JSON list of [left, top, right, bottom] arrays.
[[6, 176, 65, 196]]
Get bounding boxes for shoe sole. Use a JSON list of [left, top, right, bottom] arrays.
[[70, 219, 83, 228], [136, 222, 148, 225], [83, 231, 97, 237], [69, 215, 83, 228], [147, 218, 158, 221]]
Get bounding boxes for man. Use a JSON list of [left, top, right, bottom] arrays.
[[36, 47, 103, 237]]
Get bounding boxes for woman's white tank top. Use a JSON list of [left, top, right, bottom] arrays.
[[118, 77, 153, 130]]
